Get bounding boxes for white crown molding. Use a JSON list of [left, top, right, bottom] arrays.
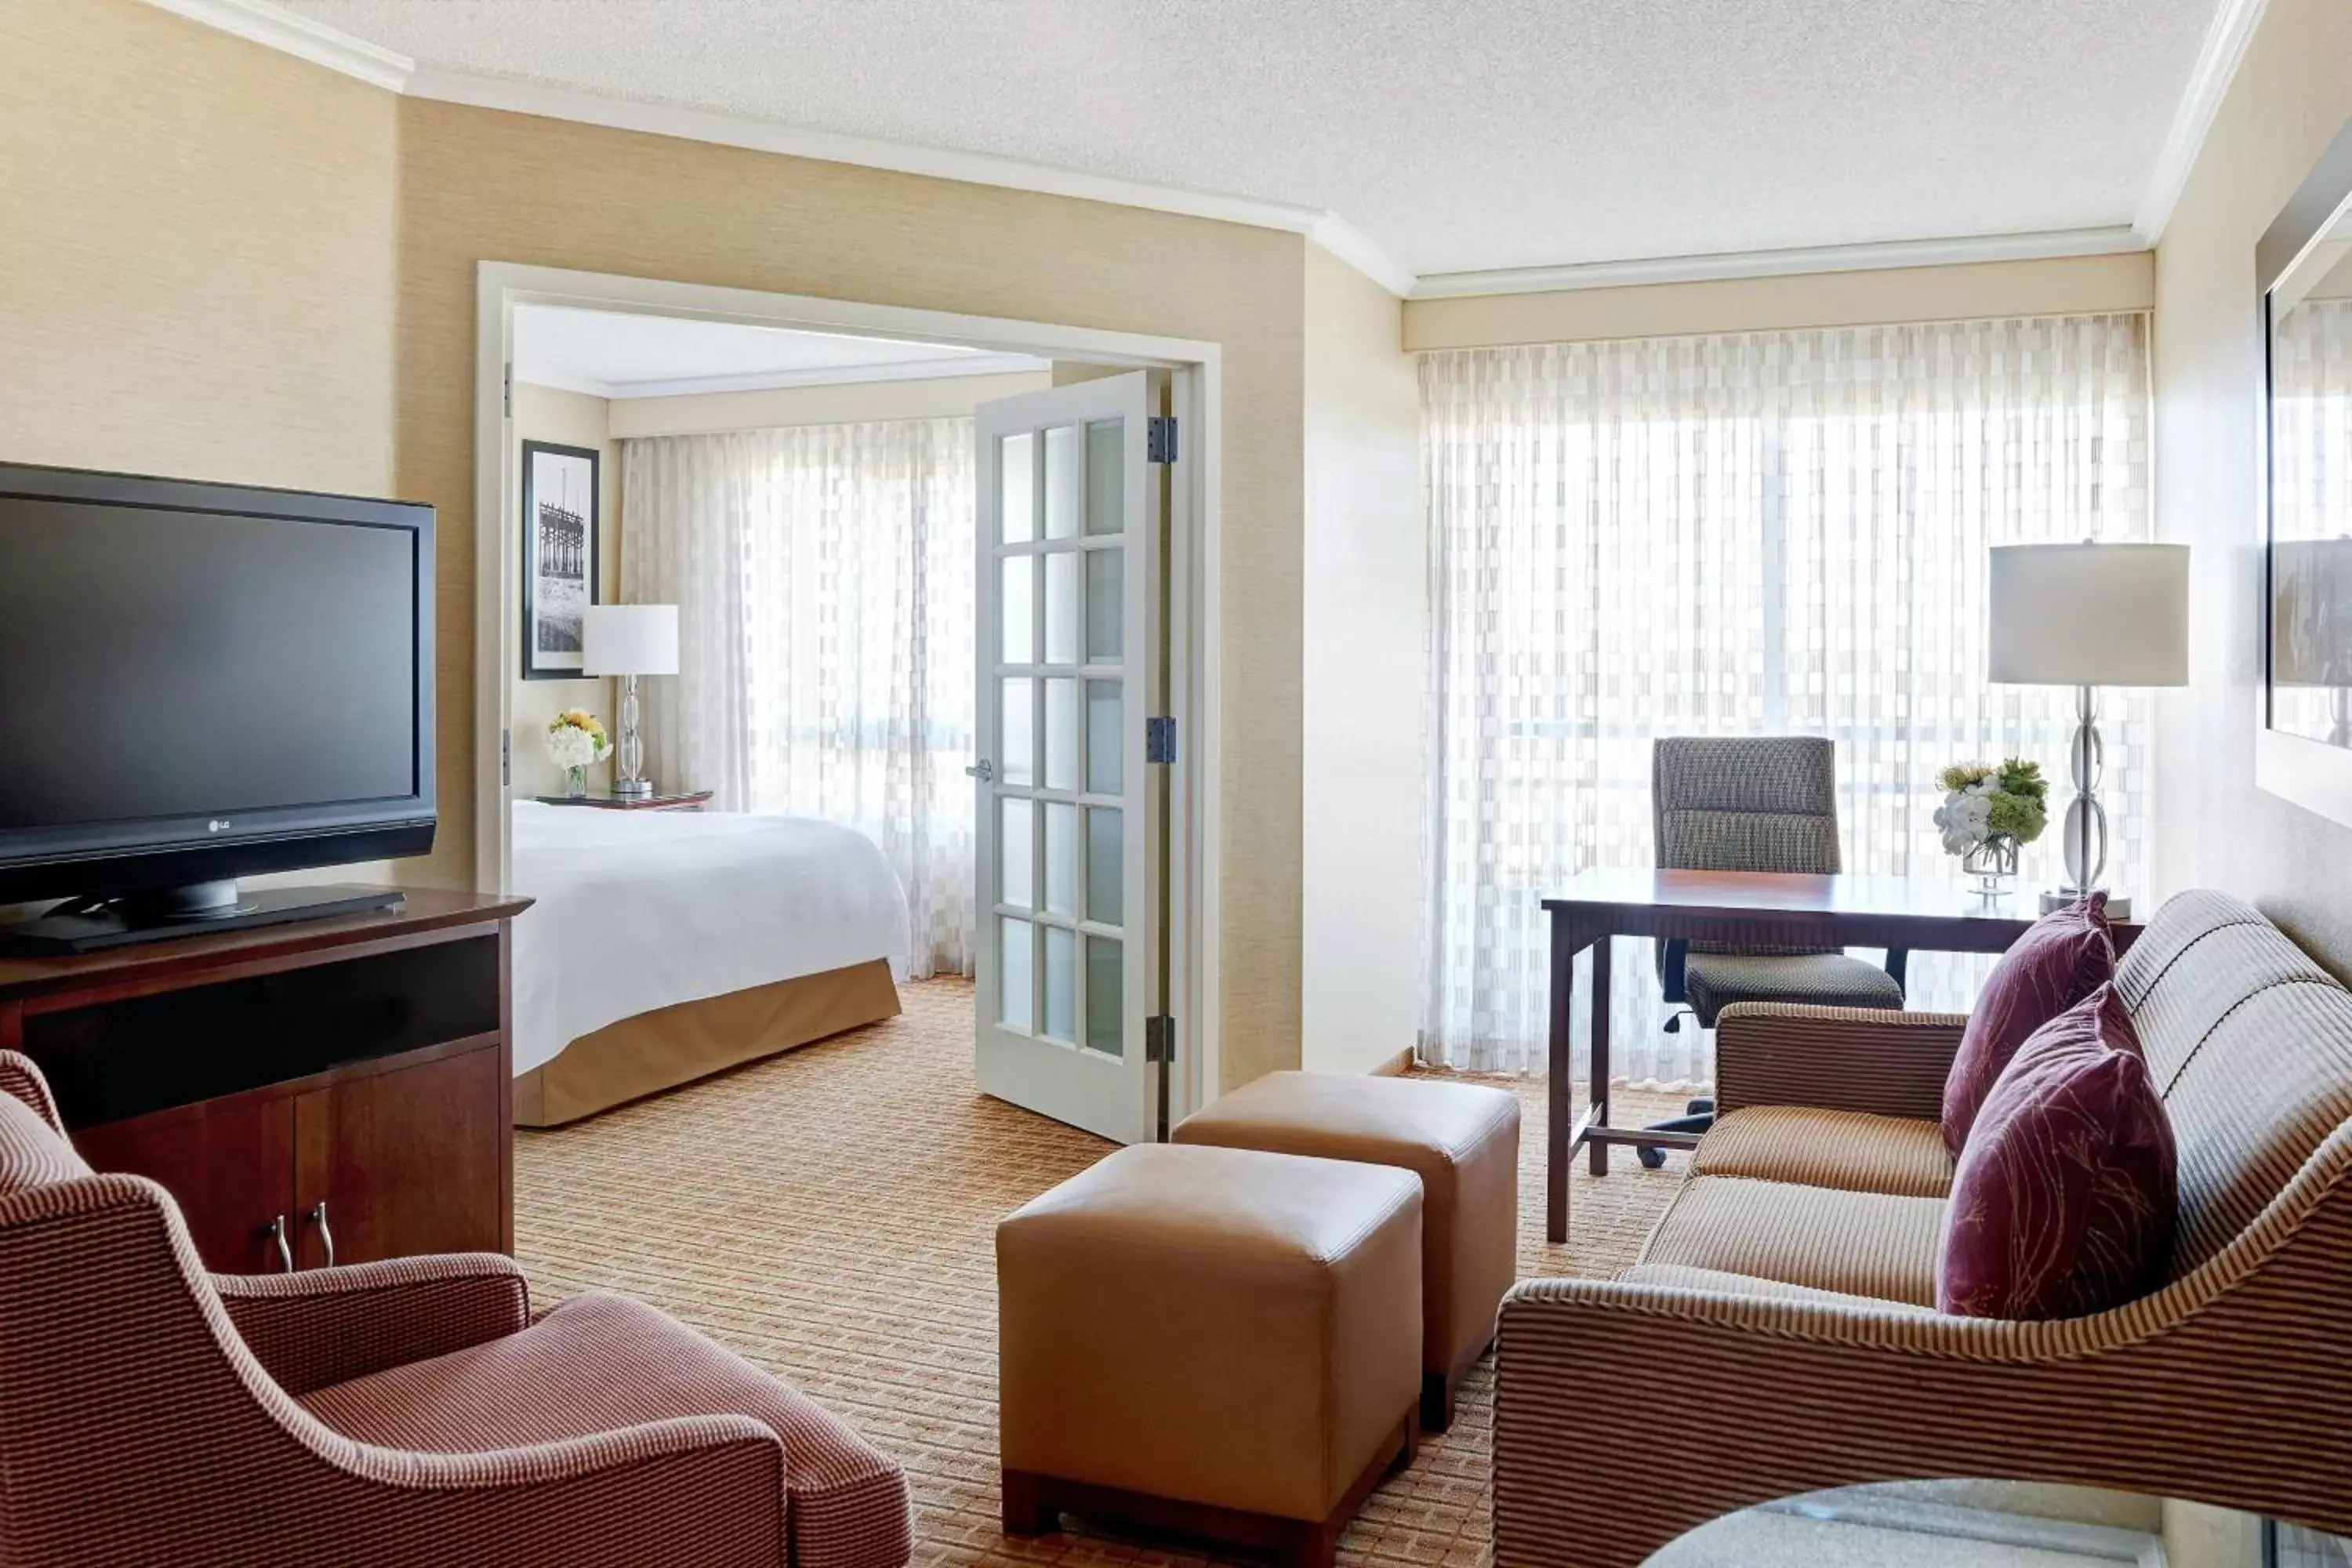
[[1306, 214, 1419, 298], [506, 368, 612, 401], [2132, 0, 2272, 245], [601, 353, 1051, 401], [142, 0, 412, 91], [514, 353, 1048, 401], [1409, 225, 2146, 299]]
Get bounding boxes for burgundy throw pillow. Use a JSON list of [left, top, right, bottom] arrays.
[[1942, 892, 2116, 1154], [1936, 984, 2176, 1320]]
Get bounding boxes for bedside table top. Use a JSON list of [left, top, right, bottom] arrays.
[[531, 789, 714, 811]]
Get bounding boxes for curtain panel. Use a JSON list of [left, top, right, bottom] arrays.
[[1421, 313, 2152, 1083], [620, 419, 976, 979]]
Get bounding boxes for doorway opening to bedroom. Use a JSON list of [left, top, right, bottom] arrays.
[[477, 267, 1219, 1152]]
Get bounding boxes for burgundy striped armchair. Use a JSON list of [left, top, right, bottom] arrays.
[[0, 1051, 911, 1568]]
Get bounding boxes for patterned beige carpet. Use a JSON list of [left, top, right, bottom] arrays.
[[515, 978, 1692, 1568]]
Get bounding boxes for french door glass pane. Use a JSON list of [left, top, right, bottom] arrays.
[[1044, 425, 1081, 539], [1086, 548, 1123, 663], [1086, 681, 1122, 794], [1086, 808, 1122, 924], [1001, 557, 1034, 664], [1085, 419, 1123, 536], [1043, 926, 1076, 1041], [1000, 917, 1033, 1029], [1044, 552, 1079, 664], [1001, 433, 1035, 543], [1085, 935, 1123, 1057], [1000, 678, 1034, 786], [1044, 802, 1077, 916], [1000, 797, 1033, 910], [1044, 678, 1080, 790]]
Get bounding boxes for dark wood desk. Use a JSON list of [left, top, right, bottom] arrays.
[[1539, 869, 2140, 1243]]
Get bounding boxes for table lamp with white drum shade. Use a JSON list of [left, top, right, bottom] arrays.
[[1987, 543, 2189, 920], [583, 604, 679, 800]]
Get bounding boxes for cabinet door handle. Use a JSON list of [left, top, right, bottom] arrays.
[[261, 1215, 293, 1274], [305, 1202, 336, 1269]]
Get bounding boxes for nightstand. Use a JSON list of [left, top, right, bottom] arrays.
[[531, 789, 713, 811]]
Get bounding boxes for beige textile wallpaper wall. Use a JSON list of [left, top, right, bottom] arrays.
[[0, 0, 395, 495], [508, 382, 619, 801], [2150, 0, 2352, 976]]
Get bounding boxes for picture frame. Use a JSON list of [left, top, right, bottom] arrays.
[[520, 439, 600, 681], [2256, 111, 2352, 826]]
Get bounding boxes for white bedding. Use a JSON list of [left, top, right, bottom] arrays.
[[508, 800, 911, 1076]]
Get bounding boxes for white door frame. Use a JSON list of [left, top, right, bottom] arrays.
[[473, 262, 1223, 1118]]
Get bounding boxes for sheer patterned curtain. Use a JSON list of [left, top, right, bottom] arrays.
[[620, 419, 976, 978], [1421, 314, 2151, 1083]]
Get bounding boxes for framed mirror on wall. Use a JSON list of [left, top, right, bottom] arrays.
[[2259, 114, 2352, 826]]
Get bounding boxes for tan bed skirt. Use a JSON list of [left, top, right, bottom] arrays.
[[513, 959, 902, 1127]]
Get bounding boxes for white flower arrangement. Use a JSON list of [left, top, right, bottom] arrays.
[[1930, 759, 2049, 855], [546, 709, 612, 773]]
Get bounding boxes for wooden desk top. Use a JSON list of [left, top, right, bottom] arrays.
[[1541, 869, 2140, 947], [0, 887, 535, 1002]]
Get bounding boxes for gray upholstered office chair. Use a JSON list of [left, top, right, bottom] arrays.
[[1642, 735, 1906, 1164]]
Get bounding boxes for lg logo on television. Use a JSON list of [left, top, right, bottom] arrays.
[[207, 820, 230, 833]]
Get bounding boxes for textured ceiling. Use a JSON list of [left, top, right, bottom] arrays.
[[511, 309, 1044, 396], [281, 0, 2221, 279]]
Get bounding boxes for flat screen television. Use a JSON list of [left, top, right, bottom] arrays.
[[0, 463, 434, 951]]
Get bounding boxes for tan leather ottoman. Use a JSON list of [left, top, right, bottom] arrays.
[[996, 1143, 1421, 1568], [1173, 1070, 1519, 1431]]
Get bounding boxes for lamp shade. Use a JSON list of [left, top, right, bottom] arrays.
[[1987, 543, 2189, 688], [581, 604, 679, 677]]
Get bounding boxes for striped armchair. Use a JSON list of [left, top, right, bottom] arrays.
[[1491, 891, 2352, 1567], [0, 1052, 911, 1568]]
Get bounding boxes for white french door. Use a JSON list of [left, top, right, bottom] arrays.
[[972, 372, 1169, 1145]]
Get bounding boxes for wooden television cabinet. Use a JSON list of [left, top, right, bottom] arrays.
[[0, 889, 531, 1274]]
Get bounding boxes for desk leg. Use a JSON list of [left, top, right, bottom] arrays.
[[1588, 934, 1612, 1178], [1545, 911, 1573, 1245]]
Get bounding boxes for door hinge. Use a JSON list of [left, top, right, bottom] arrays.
[[500, 728, 511, 786], [1145, 717, 1177, 764], [1146, 416, 1178, 464], [1144, 1014, 1176, 1063], [503, 363, 514, 419]]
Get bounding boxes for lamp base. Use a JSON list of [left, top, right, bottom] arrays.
[[2042, 887, 2130, 920], [611, 778, 655, 800]]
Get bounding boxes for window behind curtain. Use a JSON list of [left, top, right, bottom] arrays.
[[621, 419, 977, 978], [1420, 314, 2151, 1083]]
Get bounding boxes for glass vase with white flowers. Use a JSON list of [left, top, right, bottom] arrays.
[[1933, 758, 2049, 895], [546, 709, 612, 798]]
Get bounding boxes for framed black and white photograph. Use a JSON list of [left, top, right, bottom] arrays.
[[521, 439, 599, 681]]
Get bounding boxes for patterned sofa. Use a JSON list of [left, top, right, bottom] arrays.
[[1492, 890, 2352, 1568], [0, 1051, 912, 1568]]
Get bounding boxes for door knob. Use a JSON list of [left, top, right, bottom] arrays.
[[965, 759, 996, 782]]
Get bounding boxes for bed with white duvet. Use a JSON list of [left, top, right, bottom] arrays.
[[507, 800, 910, 1124]]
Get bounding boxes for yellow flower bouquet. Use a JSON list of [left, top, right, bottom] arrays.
[[546, 709, 612, 795]]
